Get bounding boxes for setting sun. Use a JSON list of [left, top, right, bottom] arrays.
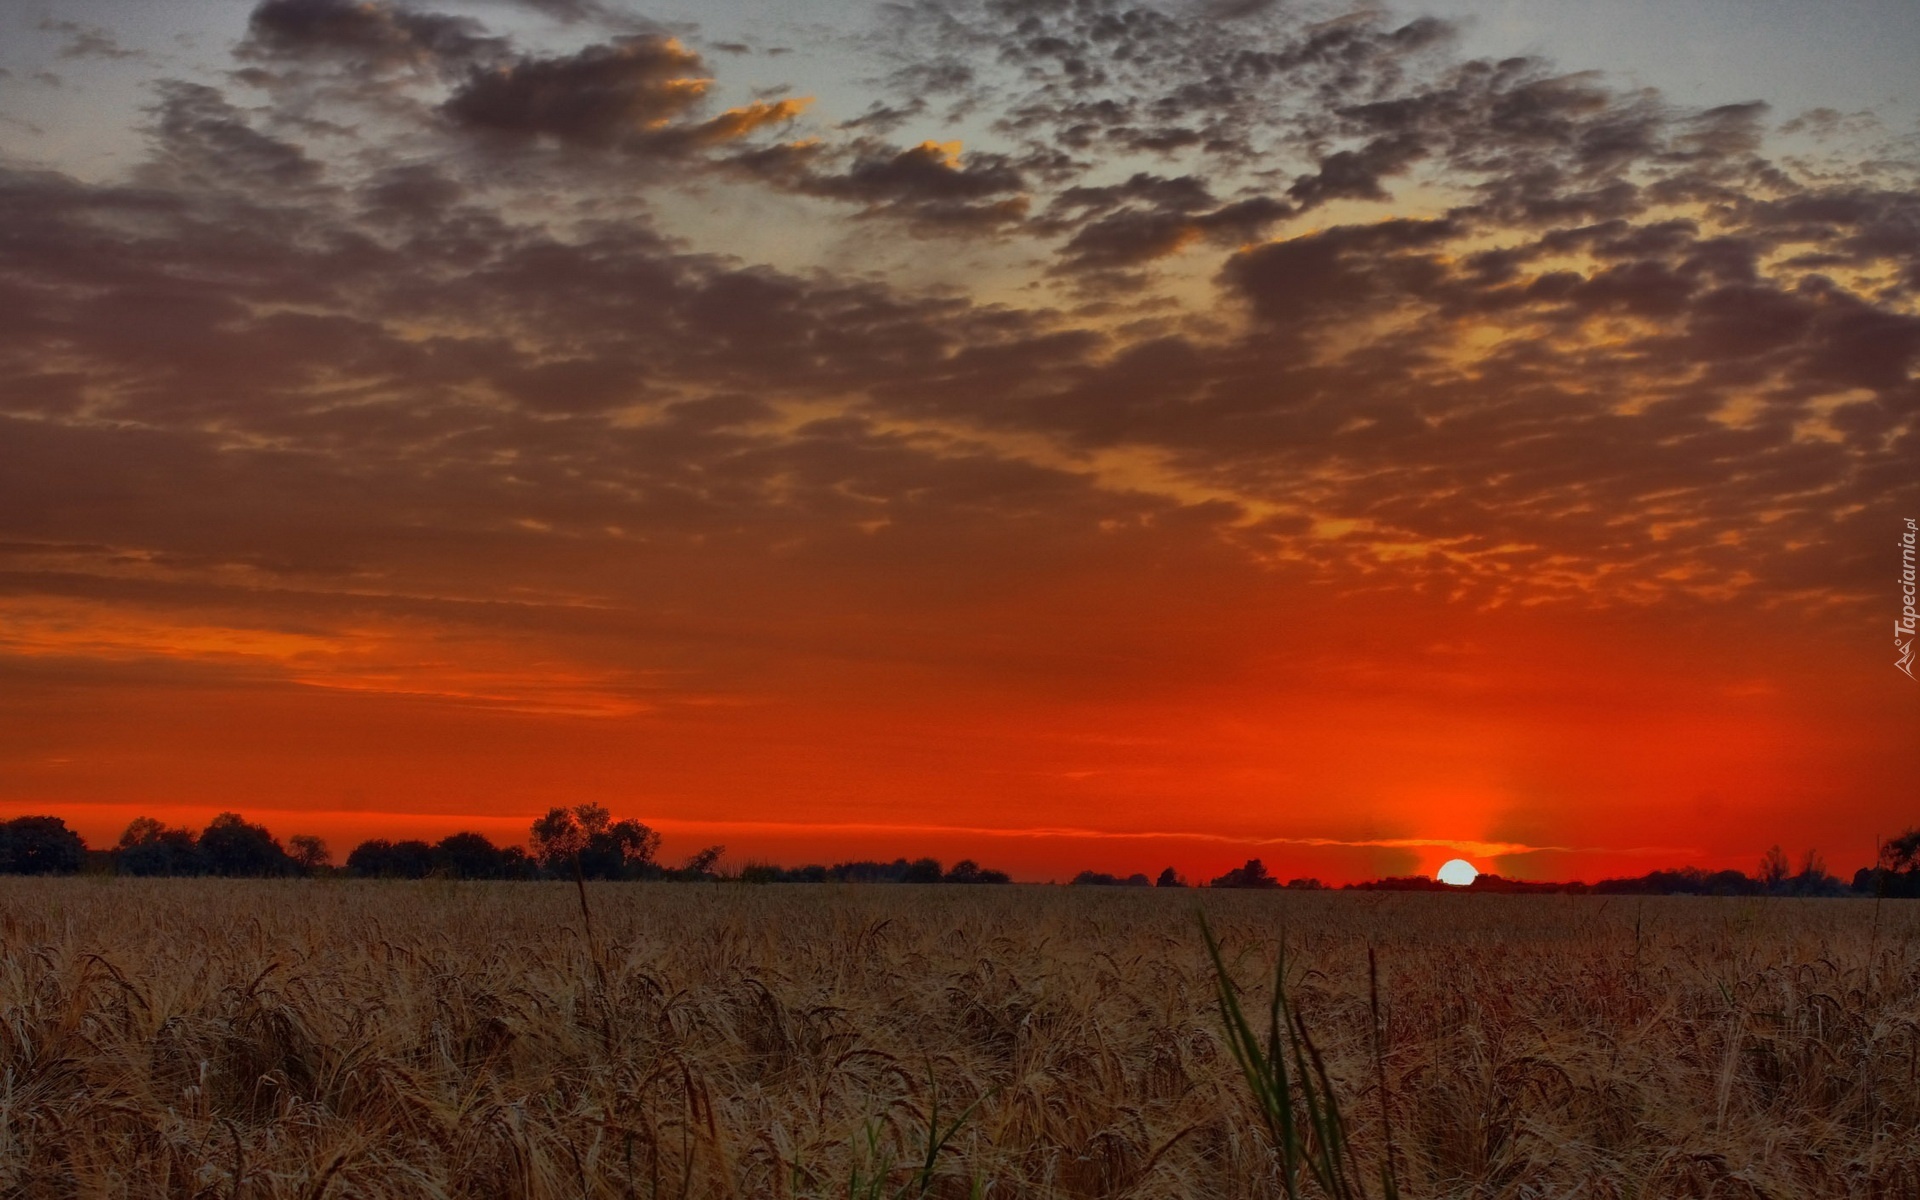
[[1437, 859, 1480, 887]]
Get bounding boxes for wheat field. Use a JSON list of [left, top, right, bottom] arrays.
[[2, 879, 1917, 1199]]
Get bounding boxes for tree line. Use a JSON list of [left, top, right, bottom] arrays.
[[1075, 836, 1920, 897], [0, 805, 1010, 884], [737, 857, 1010, 884], [2, 810, 1917, 895]]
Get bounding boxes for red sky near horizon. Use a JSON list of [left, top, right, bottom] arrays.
[[0, 0, 1916, 883]]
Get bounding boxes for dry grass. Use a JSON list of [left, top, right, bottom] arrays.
[[2, 879, 1918, 1198]]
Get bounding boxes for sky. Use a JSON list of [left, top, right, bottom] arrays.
[[0, 0, 1916, 883]]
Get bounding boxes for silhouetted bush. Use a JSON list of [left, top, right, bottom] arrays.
[[1070, 870, 1151, 886], [345, 838, 435, 878], [673, 844, 726, 881], [116, 818, 204, 876], [944, 859, 1011, 884], [737, 861, 783, 884], [828, 858, 916, 883], [1347, 875, 1449, 892], [346, 832, 538, 880], [1209, 858, 1279, 889], [735, 857, 1015, 883], [901, 857, 945, 884]]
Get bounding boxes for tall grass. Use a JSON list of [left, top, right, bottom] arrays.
[[1201, 917, 1396, 1200], [0, 880, 1917, 1197]]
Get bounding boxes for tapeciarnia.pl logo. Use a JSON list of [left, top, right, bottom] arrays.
[[1899, 517, 1916, 680]]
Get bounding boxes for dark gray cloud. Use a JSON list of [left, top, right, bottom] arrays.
[[726, 137, 1034, 230], [242, 0, 505, 72], [442, 35, 703, 145], [838, 98, 929, 134], [441, 34, 806, 154], [1053, 195, 1291, 270], [140, 82, 324, 192], [1286, 132, 1427, 207], [1220, 218, 1457, 323]]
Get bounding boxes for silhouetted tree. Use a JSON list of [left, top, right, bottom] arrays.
[[346, 839, 395, 876], [0, 816, 86, 874], [198, 813, 293, 876], [433, 831, 505, 879], [529, 804, 662, 879], [899, 857, 943, 883], [346, 838, 437, 878], [1758, 844, 1791, 892], [942, 859, 1011, 884], [1885, 828, 1920, 874], [288, 834, 330, 874], [1787, 849, 1843, 896], [1591, 867, 1758, 896], [678, 845, 725, 880], [1155, 867, 1186, 888], [582, 819, 662, 879], [529, 805, 595, 873], [1285, 877, 1327, 890], [116, 817, 203, 876], [496, 845, 536, 879], [391, 840, 435, 878], [1858, 829, 1920, 898], [1209, 858, 1278, 889]]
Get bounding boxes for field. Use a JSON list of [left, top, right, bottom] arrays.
[[2, 880, 1917, 1199]]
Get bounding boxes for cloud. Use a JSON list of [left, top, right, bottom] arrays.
[[1286, 133, 1427, 207], [438, 34, 810, 156], [770, 138, 1031, 229], [140, 82, 324, 192], [1219, 218, 1457, 323], [1054, 195, 1291, 270], [38, 18, 145, 62], [242, 0, 504, 72], [442, 35, 711, 146], [0, 0, 1913, 688]]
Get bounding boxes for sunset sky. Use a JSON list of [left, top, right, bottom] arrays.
[[1, 0, 1916, 882]]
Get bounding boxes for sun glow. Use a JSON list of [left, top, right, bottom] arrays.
[[1437, 858, 1479, 886]]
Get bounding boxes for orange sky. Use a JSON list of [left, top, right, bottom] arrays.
[[0, 0, 1916, 882], [3, 570, 1909, 881]]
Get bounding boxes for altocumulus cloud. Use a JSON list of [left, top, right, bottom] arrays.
[[0, 0, 1915, 713]]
